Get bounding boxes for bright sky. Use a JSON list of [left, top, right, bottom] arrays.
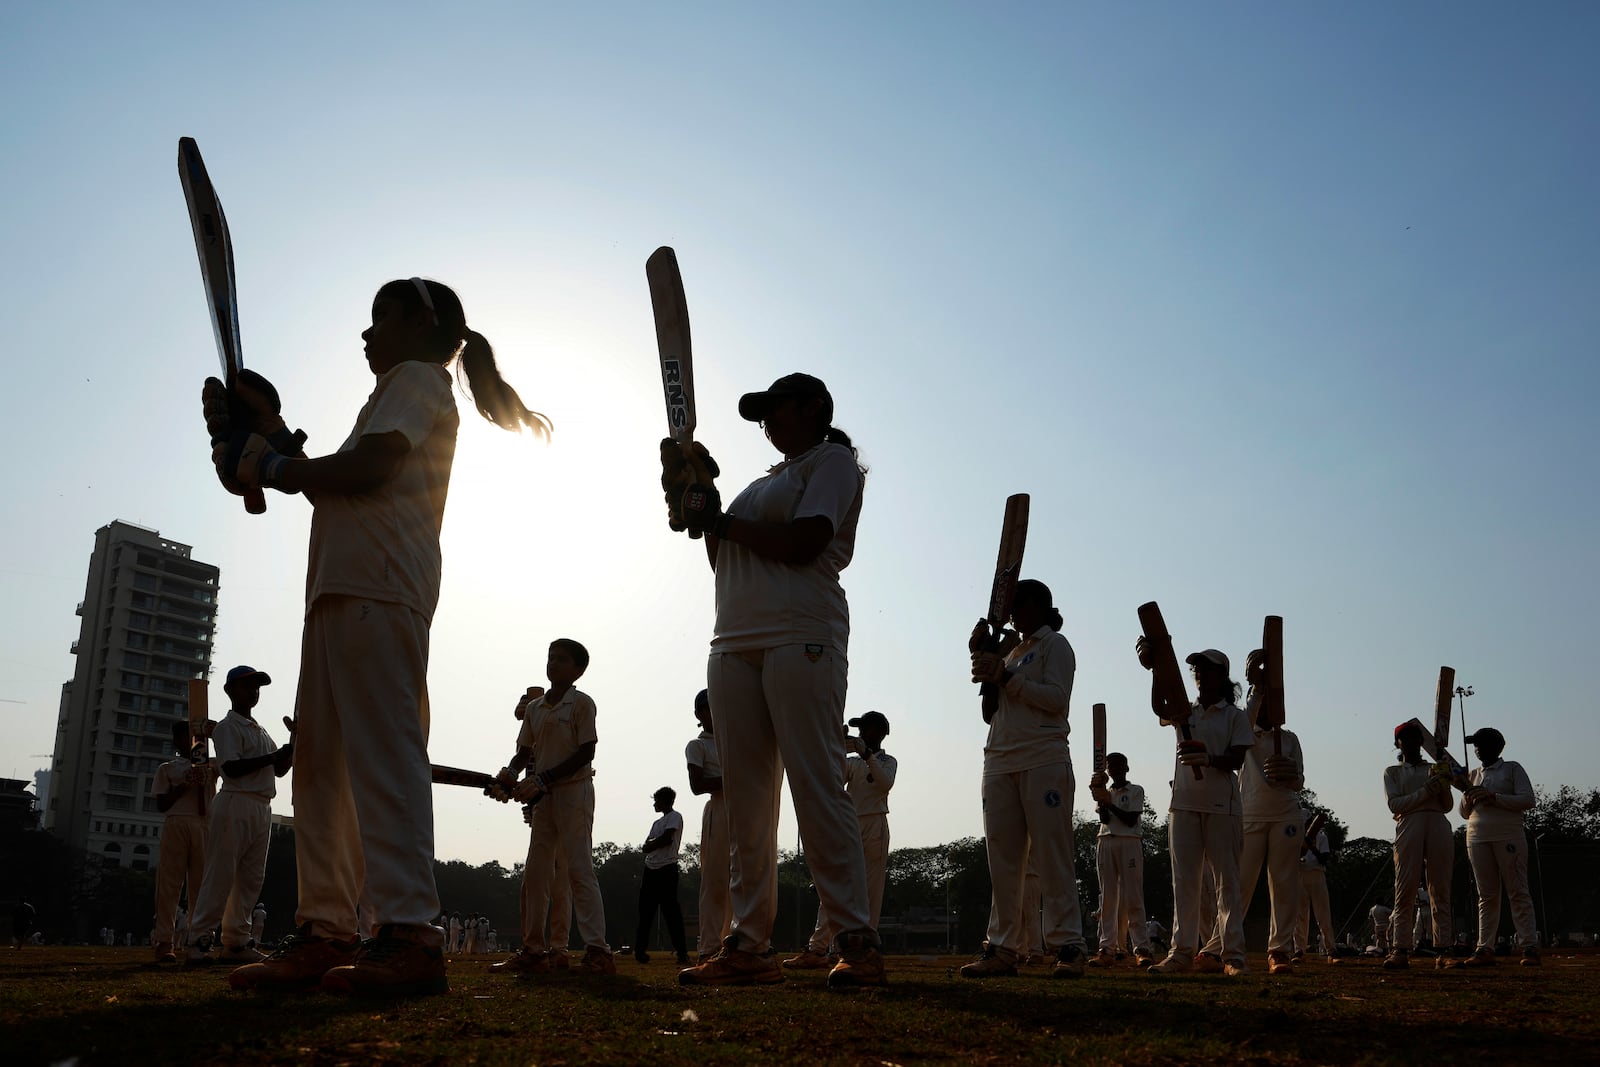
[[3, 4, 1596, 866]]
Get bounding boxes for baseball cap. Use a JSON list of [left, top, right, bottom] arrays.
[[1394, 721, 1422, 740], [738, 373, 833, 423], [1185, 649, 1229, 672], [848, 710, 890, 735], [225, 665, 272, 688], [1464, 727, 1504, 748]]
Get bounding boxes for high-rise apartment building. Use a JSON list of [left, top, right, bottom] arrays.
[[46, 521, 219, 870]]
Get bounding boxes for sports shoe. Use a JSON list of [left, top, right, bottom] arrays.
[[1434, 954, 1453, 970], [1456, 948, 1496, 968], [184, 935, 215, 967], [959, 946, 1018, 978], [1520, 947, 1541, 967], [548, 949, 570, 970], [1052, 944, 1088, 979], [1223, 960, 1249, 977], [153, 942, 176, 964], [827, 934, 886, 989], [1147, 955, 1191, 975], [218, 943, 266, 964], [320, 926, 448, 996], [1383, 949, 1410, 971], [1268, 951, 1292, 975], [228, 927, 361, 991], [1191, 952, 1225, 974], [1133, 949, 1157, 969], [678, 939, 784, 986], [783, 947, 833, 970], [1086, 948, 1117, 968], [1290, 951, 1305, 963], [490, 947, 548, 975], [580, 946, 617, 975]]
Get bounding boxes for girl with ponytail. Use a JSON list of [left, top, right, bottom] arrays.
[[206, 277, 548, 996]]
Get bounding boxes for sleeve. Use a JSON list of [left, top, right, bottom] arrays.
[[1496, 762, 1536, 813], [359, 363, 453, 449], [874, 753, 898, 790], [211, 720, 244, 764], [1002, 634, 1074, 717], [792, 445, 861, 529], [1386, 766, 1432, 816], [1459, 768, 1483, 819], [573, 694, 599, 747], [516, 715, 536, 751], [685, 739, 704, 769], [151, 764, 171, 795], [1226, 706, 1255, 751]]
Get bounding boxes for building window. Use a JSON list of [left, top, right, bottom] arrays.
[[103, 795, 132, 811], [142, 796, 159, 813], [107, 776, 135, 793]]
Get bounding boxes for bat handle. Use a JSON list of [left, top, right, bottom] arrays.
[[1273, 726, 1282, 757], [243, 487, 266, 514]]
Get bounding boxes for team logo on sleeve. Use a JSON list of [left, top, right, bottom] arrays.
[[1019, 652, 1036, 667], [1043, 789, 1062, 808]]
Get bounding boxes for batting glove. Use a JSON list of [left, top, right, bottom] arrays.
[[214, 431, 289, 491]]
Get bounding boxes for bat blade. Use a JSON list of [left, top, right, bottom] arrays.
[[1433, 666, 1455, 754], [430, 764, 499, 791], [647, 246, 695, 443], [1092, 702, 1107, 774], [1137, 601, 1203, 779], [1407, 717, 1467, 778], [1301, 810, 1328, 855], [178, 136, 264, 516], [986, 494, 1030, 627], [186, 678, 209, 817], [1262, 615, 1286, 754]]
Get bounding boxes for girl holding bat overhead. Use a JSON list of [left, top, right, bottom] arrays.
[[666, 372, 884, 990], [205, 278, 550, 995], [964, 578, 1091, 979]]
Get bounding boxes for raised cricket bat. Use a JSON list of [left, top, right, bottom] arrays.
[[1136, 601, 1203, 779], [1261, 615, 1286, 755], [647, 246, 717, 539], [1405, 717, 1468, 782], [1433, 666, 1455, 758], [186, 678, 209, 817], [978, 494, 1029, 721], [179, 136, 266, 516], [1300, 811, 1328, 856], [1092, 702, 1107, 774]]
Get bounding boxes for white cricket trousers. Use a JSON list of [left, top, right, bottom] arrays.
[[1206, 816, 1302, 956], [1168, 809, 1244, 963], [696, 794, 731, 955], [292, 596, 441, 945], [982, 762, 1086, 960], [1468, 836, 1537, 950], [547, 847, 572, 950], [521, 781, 607, 953], [153, 814, 207, 945], [808, 812, 890, 951], [1393, 811, 1453, 950], [189, 791, 271, 949], [707, 645, 872, 954], [1297, 868, 1334, 956], [1096, 836, 1153, 954]]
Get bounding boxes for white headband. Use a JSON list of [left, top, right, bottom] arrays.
[[409, 277, 438, 325]]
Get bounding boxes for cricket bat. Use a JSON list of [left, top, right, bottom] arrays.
[[1261, 615, 1286, 755], [1300, 810, 1328, 856], [186, 678, 209, 817], [1433, 666, 1455, 758], [178, 136, 266, 516], [1406, 717, 1469, 782], [1136, 601, 1203, 779], [429, 764, 500, 791], [977, 494, 1029, 721], [647, 246, 717, 539], [1092, 702, 1107, 775]]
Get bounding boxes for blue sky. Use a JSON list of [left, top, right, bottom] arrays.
[[2, 3, 1596, 866]]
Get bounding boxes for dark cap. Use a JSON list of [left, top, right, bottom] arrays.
[[225, 665, 271, 688], [1465, 727, 1504, 749], [1185, 649, 1229, 673], [694, 689, 709, 713], [1394, 721, 1422, 740], [848, 710, 890, 735], [738, 373, 833, 423]]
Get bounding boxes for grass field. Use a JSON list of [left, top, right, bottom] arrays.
[[5, 947, 1596, 1066]]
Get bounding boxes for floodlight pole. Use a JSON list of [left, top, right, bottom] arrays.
[[1455, 685, 1475, 773]]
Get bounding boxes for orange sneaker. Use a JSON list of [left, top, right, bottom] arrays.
[[1191, 952, 1225, 974], [783, 948, 833, 970], [490, 947, 548, 975], [679, 940, 784, 986], [827, 934, 886, 989], [579, 946, 617, 975], [228, 927, 360, 991], [320, 926, 448, 996], [1268, 951, 1293, 975]]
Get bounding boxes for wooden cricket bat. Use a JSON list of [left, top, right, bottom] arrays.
[[1136, 601, 1203, 779], [1092, 702, 1107, 774], [430, 764, 499, 791], [1261, 615, 1286, 755], [1433, 666, 1455, 757], [186, 678, 209, 817], [647, 246, 717, 539], [1406, 717, 1468, 782], [178, 137, 266, 517], [978, 494, 1029, 721]]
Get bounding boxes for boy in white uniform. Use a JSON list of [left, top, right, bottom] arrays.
[[1135, 645, 1254, 976], [1384, 721, 1455, 969], [635, 787, 690, 964], [492, 639, 615, 975], [787, 711, 897, 968], [685, 690, 729, 959], [1211, 649, 1306, 975], [151, 723, 218, 962], [1296, 819, 1335, 961], [187, 667, 293, 969], [1088, 752, 1155, 967], [1455, 727, 1540, 967]]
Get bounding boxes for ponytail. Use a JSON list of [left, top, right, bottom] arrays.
[[375, 278, 552, 438], [823, 424, 867, 476], [1047, 608, 1064, 633]]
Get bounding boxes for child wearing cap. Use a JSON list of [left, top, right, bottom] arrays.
[[186, 667, 293, 968], [1456, 728, 1540, 967], [786, 710, 897, 969], [1383, 720, 1455, 969], [1133, 643, 1254, 975]]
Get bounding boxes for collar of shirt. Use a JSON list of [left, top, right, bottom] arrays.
[[764, 441, 826, 476], [535, 688, 579, 715], [697, 729, 713, 741]]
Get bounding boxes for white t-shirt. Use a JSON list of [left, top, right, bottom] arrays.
[[1240, 726, 1305, 821], [1462, 758, 1535, 844], [304, 361, 460, 622], [517, 687, 598, 783], [1168, 700, 1254, 816], [151, 757, 218, 816], [712, 442, 864, 653], [983, 627, 1076, 776], [845, 750, 897, 816], [1385, 759, 1452, 820], [1097, 780, 1145, 838], [685, 731, 721, 780], [211, 710, 279, 799], [644, 809, 683, 868]]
